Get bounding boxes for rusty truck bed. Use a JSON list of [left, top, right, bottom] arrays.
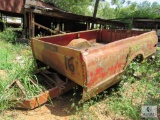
[[31, 29, 158, 101]]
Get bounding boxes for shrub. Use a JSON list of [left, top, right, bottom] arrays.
[[0, 28, 17, 43]]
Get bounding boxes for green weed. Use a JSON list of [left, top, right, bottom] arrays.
[[104, 50, 160, 119], [0, 40, 43, 111], [0, 28, 17, 43], [70, 49, 160, 120]]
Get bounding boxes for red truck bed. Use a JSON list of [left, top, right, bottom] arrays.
[[31, 29, 158, 101]]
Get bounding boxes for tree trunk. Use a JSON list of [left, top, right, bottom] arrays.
[[91, 0, 100, 29]]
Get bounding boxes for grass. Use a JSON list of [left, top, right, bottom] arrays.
[[0, 38, 43, 111], [0, 29, 159, 119], [0, 28, 17, 43], [70, 49, 160, 120]]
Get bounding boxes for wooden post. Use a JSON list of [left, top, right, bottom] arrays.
[[102, 24, 105, 29], [99, 24, 102, 29], [29, 12, 35, 38], [23, 10, 27, 38], [87, 22, 90, 30], [91, 23, 94, 29], [32, 13, 35, 37], [29, 12, 31, 38]]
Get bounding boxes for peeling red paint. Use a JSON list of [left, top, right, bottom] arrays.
[[96, 67, 103, 75], [88, 62, 124, 88], [32, 29, 158, 102]]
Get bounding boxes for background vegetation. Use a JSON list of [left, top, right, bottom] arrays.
[[69, 52, 160, 119], [0, 30, 43, 111], [0, 0, 159, 119], [42, 0, 160, 19]]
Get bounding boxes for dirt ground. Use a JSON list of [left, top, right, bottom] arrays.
[[0, 90, 80, 120], [0, 88, 116, 120], [0, 81, 159, 120]]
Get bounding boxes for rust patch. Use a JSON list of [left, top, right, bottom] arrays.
[[44, 43, 58, 52], [31, 29, 158, 101]]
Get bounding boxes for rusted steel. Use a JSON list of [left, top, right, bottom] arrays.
[[16, 80, 27, 96], [10, 71, 77, 109], [0, 0, 24, 13], [31, 29, 158, 101], [40, 71, 58, 85], [7, 79, 27, 96], [16, 81, 76, 109]]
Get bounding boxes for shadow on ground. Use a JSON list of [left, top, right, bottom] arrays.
[[45, 87, 82, 116]]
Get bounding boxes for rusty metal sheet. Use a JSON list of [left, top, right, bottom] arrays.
[[13, 70, 77, 109], [101, 29, 146, 43], [81, 30, 157, 101], [83, 31, 157, 100], [79, 30, 99, 41], [31, 29, 158, 101], [31, 38, 85, 86], [0, 0, 24, 13], [39, 33, 78, 46], [16, 81, 76, 109]]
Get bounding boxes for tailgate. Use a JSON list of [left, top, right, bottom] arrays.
[[31, 38, 86, 86]]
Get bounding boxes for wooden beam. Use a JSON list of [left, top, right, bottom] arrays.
[[32, 21, 65, 34], [25, 9, 125, 27], [23, 10, 27, 38]]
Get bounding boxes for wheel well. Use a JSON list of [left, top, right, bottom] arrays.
[[124, 54, 144, 70], [132, 54, 144, 63]]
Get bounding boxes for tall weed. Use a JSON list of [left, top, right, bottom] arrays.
[[0, 28, 17, 43], [0, 40, 43, 111], [70, 49, 160, 120]]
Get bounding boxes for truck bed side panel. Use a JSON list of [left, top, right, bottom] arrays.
[[38, 30, 99, 46], [100, 29, 145, 43], [82, 31, 158, 94], [31, 39, 86, 86]]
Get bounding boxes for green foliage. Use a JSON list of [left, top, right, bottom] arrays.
[[116, 1, 160, 19], [97, 2, 116, 19], [111, 0, 125, 8], [104, 50, 160, 119], [0, 28, 17, 43], [132, 1, 160, 18], [0, 40, 43, 111], [69, 48, 160, 119], [115, 2, 137, 18], [43, 0, 92, 16], [42, 0, 160, 23]]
